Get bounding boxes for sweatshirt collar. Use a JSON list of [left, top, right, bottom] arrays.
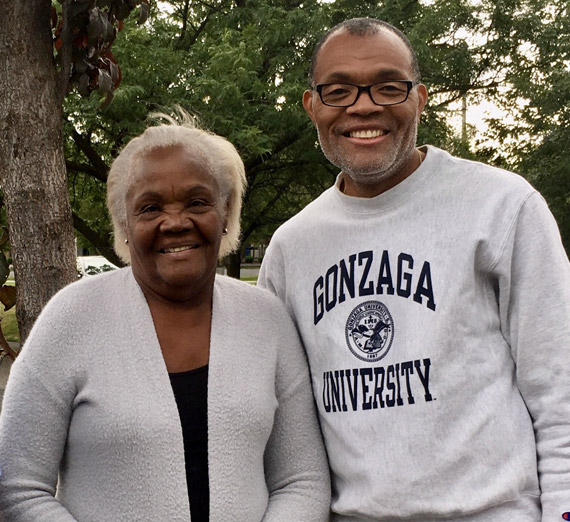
[[332, 145, 438, 214]]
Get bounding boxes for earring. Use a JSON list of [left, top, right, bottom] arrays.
[[222, 228, 228, 235], [125, 238, 129, 244]]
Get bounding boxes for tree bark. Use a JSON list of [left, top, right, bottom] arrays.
[[0, 0, 77, 342]]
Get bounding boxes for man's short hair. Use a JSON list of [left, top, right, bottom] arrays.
[[308, 18, 421, 86]]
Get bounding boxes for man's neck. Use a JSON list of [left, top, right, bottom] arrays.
[[340, 148, 425, 198]]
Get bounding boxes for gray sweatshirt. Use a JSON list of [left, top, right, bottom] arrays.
[[258, 145, 570, 521]]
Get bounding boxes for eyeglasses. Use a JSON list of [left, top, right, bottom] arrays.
[[315, 81, 416, 107]]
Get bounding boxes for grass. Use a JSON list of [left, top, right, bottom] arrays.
[[0, 280, 19, 343], [0, 305, 19, 343]]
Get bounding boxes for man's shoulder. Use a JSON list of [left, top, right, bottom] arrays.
[[271, 186, 336, 242], [429, 146, 535, 196]]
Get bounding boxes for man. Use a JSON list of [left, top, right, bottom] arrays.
[[258, 17, 570, 522]]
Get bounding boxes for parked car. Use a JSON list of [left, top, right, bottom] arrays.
[[76, 256, 118, 278]]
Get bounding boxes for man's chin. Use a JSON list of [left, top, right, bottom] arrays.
[[342, 167, 394, 186]]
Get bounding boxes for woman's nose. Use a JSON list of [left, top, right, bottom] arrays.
[[160, 210, 193, 232]]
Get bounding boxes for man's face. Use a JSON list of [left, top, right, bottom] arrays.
[[303, 29, 428, 197]]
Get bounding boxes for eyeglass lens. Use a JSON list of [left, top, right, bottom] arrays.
[[320, 81, 410, 107]]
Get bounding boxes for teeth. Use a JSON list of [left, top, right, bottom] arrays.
[[349, 129, 385, 138], [163, 245, 197, 253]]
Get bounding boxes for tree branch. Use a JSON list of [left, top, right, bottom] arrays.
[[241, 173, 299, 243], [70, 127, 110, 182], [66, 160, 108, 184], [72, 212, 125, 268]]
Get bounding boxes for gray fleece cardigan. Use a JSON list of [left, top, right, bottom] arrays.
[[0, 268, 331, 521]]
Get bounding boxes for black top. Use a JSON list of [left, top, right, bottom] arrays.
[[169, 365, 209, 522]]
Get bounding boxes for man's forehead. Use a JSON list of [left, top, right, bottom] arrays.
[[314, 29, 414, 81]]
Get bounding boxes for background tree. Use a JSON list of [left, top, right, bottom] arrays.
[[0, 1, 76, 342], [0, 0, 147, 341], [58, 0, 570, 287], [64, 0, 471, 278], [480, 0, 569, 252]]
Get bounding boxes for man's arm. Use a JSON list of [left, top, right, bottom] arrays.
[[258, 239, 287, 300], [261, 305, 331, 521], [496, 192, 570, 521]]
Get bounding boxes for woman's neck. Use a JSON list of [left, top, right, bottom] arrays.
[[146, 291, 213, 373]]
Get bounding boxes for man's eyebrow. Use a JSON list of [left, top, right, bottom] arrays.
[[320, 68, 409, 83]]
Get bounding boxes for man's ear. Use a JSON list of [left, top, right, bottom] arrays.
[[302, 89, 316, 124], [416, 83, 428, 116]]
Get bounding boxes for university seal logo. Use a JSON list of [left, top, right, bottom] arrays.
[[345, 300, 394, 362]]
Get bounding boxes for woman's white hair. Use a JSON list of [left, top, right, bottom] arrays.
[[107, 109, 246, 263]]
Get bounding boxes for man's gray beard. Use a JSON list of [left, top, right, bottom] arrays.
[[317, 126, 418, 187]]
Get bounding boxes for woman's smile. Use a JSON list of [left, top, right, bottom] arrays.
[[125, 144, 225, 303]]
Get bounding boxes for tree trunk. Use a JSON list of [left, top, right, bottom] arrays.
[[0, 0, 77, 342], [225, 251, 241, 279]]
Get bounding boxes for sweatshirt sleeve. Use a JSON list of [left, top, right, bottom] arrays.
[[261, 308, 331, 521], [257, 239, 287, 302], [495, 192, 570, 521]]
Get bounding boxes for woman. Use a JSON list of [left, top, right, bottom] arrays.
[[0, 114, 330, 521]]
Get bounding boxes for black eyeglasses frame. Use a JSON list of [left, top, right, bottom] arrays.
[[315, 80, 417, 108]]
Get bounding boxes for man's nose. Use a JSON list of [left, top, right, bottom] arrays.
[[346, 90, 385, 115]]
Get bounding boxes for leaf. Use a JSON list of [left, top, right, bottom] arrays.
[[114, 1, 135, 20], [69, 0, 91, 20], [74, 58, 90, 75], [51, 6, 58, 29], [109, 60, 121, 88], [0, 252, 8, 287], [73, 33, 89, 49], [138, 2, 150, 25], [0, 227, 9, 247], [97, 69, 113, 95], [78, 73, 91, 97], [88, 8, 108, 40], [0, 285, 16, 311], [100, 91, 114, 110]]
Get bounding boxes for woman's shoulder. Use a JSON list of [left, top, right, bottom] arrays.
[[15, 268, 134, 373], [37, 267, 132, 322]]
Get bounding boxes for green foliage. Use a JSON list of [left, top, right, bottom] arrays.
[[63, 0, 570, 258], [478, 0, 570, 254]]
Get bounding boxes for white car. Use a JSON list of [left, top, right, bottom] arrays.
[[77, 256, 118, 278]]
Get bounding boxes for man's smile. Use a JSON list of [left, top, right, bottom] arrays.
[[346, 129, 388, 139]]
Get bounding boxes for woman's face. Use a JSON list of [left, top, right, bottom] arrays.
[[125, 145, 226, 303]]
